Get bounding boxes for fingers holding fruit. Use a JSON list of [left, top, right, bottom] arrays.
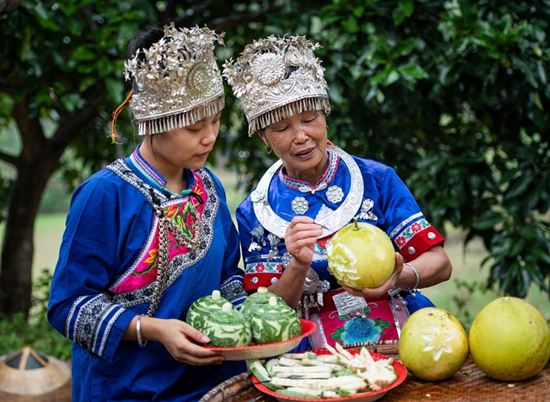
[[155, 319, 225, 365], [339, 253, 405, 298]]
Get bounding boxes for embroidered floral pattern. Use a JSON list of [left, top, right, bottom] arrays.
[[245, 261, 283, 274], [330, 307, 390, 345], [106, 161, 215, 302], [395, 218, 431, 248]]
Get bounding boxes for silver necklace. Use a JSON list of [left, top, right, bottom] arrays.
[[251, 146, 363, 238]]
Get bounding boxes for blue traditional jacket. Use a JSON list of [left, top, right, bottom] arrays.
[[48, 146, 247, 401]]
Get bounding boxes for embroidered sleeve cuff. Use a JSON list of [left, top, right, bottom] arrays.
[[220, 275, 248, 308], [243, 272, 283, 292], [398, 227, 445, 262]]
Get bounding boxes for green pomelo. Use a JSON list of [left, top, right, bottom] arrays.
[[186, 290, 229, 331], [203, 302, 252, 347], [251, 297, 301, 344], [327, 220, 395, 290], [241, 286, 286, 319], [469, 296, 550, 381], [399, 307, 469, 381]]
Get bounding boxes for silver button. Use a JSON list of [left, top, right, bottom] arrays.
[[251, 277, 258, 284], [271, 277, 278, 284], [428, 232, 436, 240], [408, 247, 416, 255]]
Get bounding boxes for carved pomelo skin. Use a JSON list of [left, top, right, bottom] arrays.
[[251, 297, 302, 345], [469, 296, 550, 381], [203, 302, 252, 347], [327, 220, 395, 290], [186, 290, 229, 331], [240, 286, 286, 319], [399, 308, 469, 381]]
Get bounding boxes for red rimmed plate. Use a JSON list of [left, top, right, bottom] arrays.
[[252, 349, 407, 402], [204, 319, 315, 361]]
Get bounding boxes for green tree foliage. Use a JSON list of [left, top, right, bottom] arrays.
[[308, 0, 550, 298], [0, 0, 158, 315], [0, 0, 548, 318]]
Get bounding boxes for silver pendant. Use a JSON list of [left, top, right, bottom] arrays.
[[326, 185, 344, 204], [299, 182, 327, 194], [291, 197, 309, 214], [358, 199, 378, 221], [333, 292, 368, 317]]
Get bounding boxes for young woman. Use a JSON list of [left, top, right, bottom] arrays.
[[48, 24, 247, 401], [224, 35, 452, 352]]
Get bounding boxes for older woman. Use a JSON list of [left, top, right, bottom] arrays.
[[223, 35, 452, 351]]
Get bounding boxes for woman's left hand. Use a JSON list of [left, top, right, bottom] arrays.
[[338, 252, 405, 298]]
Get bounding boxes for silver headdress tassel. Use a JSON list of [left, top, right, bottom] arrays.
[[223, 35, 331, 136], [124, 23, 225, 135]]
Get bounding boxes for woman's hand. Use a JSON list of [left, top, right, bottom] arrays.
[[124, 316, 225, 366], [267, 216, 323, 308], [338, 245, 452, 298], [284, 216, 323, 267], [338, 252, 405, 298]]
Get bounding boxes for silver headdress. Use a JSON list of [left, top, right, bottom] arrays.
[[124, 23, 225, 135], [223, 35, 331, 136]]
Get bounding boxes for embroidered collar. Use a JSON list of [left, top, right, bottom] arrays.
[[251, 146, 363, 238], [278, 150, 340, 194], [129, 145, 193, 198]]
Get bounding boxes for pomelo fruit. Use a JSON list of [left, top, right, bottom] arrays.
[[240, 286, 286, 319], [203, 302, 252, 347], [399, 307, 469, 381], [250, 296, 302, 344], [186, 289, 228, 331], [469, 296, 550, 381], [327, 219, 395, 290]]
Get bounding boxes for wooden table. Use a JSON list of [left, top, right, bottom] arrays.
[[200, 356, 550, 402]]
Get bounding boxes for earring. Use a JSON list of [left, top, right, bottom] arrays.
[[265, 144, 272, 154], [326, 125, 330, 132]]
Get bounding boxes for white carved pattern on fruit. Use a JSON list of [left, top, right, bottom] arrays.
[[421, 324, 455, 361], [326, 242, 361, 288]]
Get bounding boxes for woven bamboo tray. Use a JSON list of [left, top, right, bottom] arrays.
[[199, 355, 550, 402]]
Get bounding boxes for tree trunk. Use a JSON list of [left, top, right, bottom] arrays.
[[0, 89, 105, 317], [0, 161, 55, 315]]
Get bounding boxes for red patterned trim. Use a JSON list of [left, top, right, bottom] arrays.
[[243, 272, 282, 292], [400, 227, 445, 262]]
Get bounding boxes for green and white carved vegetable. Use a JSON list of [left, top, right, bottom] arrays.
[[186, 290, 228, 331], [202, 302, 252, 347], [251, 296, 301, 344], [240, 286, 286, 319], [251, 344, 398, 398]]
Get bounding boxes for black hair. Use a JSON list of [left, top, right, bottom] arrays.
[[127, 26, 164, 59], [127, 26, 165, 93]]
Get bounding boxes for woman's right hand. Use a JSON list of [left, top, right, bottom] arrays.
[[126, 316, 225, 366], [284, 216, 323, 267], [266, 216, 323, 308]]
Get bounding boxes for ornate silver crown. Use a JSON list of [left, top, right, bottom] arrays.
[[124, 23, 225, 135], [223, 35, 330, 136]]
